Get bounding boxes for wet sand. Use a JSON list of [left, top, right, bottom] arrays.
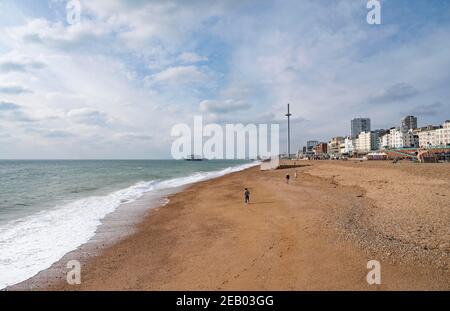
[[11, 161, 450, 290]]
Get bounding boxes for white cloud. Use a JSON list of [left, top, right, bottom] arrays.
[[6, 18, 111, 51], [81, 0, 228, 51], [150, 66, 206, 85]]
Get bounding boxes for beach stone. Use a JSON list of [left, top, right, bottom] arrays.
[[438, 243, 450, 251]]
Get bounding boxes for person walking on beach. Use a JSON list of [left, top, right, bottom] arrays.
[[294, 170, 298, 179], [244, 188, 250, 205], [285, 174, 290, 184]]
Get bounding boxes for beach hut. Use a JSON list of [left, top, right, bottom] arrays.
[[367, 152, 388, 160]]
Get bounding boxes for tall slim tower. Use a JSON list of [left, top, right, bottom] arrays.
[[285, 103, 292, 157]]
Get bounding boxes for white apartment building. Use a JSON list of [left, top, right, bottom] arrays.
[[355, 132, 370, 153], [340, 137, 354, 155], [391, 128, 417, 148], [355, 131, 379, 153], [418, 120, 450, 147], [418, 129, 436, 147], [380, 128, 418, 149], [379, 131, 391, 149], [435, 120, 450, 146]]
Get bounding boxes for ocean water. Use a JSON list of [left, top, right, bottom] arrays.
[[0, 160, 256, 289]]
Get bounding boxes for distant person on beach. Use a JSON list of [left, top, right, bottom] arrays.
[[244, 188, 250, 204], [294, 170, 298, 179], [285, 174, 290, 184]]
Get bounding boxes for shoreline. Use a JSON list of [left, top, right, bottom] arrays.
[[10, 161, 450, 290], [6, 162, 258, 290], [6, 190, 171, 291]]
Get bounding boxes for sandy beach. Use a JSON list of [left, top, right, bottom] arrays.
[[11, 160, 450, 290]]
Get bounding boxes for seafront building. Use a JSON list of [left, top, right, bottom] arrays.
[[415, 125, 440, 147], [340, 136, 355, 155], [379, 116, 419, 149], [355, 131, 380, 153], [298, 117, 449, 160], [401, 116, 418, 132], [351, 118, 371, 138], [306, 140, 319, 151], [298, 140, 318, 158], [379, 127, 418, 149], [314, 142, 328, 155], [328, 137, 345, 156], [355, 131, 370, 153], [435, 121, 450, 145], [379, 129, 392, 149], [416, 121, 450, 147]]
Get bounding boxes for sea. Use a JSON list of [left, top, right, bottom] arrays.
[[0, 159, 256, 289]]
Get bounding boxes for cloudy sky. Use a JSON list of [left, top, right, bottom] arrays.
[[0, 0, 449, 159]]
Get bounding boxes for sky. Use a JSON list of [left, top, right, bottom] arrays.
[[0, 0, 449, 159]]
